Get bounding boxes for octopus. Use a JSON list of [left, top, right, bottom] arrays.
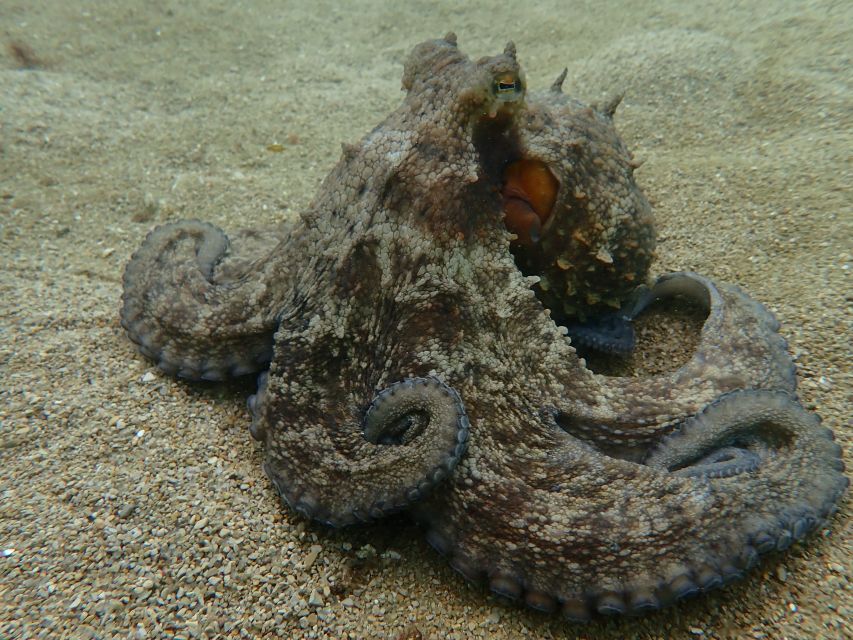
[[120, 35, 847, 620]]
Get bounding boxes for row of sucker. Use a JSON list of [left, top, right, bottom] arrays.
[[424, 492, 844, 621], [673, 446, 762, 478], [563, 312, 636, 355]]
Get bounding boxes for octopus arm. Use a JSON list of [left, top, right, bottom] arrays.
[[559, 272, 798, 444], [415, 388, 846, 619], [120, 220, 299, 380], [255, 376, 469, 527]]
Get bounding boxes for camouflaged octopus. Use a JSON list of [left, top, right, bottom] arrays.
[[121, 35, 847, 620]]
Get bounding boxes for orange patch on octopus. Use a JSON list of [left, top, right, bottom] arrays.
[[501, 158, 559, 246]]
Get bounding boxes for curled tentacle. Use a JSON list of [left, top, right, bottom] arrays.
[[121, 220, 294, 380], [643, 388, 848, 556], [645, 389, 820, 476], [559, 272, 798, 446], [413, 387, 846, 622], [261, 377, 469, 527], [623, 271, 797, 392]]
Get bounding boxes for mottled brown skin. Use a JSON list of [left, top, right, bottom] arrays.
[[121, 35, 847, 620]]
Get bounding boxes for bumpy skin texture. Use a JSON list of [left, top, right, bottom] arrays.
[[121, 35, 847, 620]]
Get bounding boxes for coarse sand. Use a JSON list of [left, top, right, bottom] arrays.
[[1, 1, 850, 639]]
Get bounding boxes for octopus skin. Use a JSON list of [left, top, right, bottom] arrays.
[[120, 34, 847, 620]]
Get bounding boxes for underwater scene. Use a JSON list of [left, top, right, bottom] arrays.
[[2, 1, 850, 639]]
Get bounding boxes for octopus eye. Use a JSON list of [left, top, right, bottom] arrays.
[[493, 73, 524, 102]]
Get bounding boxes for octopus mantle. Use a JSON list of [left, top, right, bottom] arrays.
[[120, 35, 847, 621]]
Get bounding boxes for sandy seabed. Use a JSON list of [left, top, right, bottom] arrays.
[[1, 1, 850, 639]]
